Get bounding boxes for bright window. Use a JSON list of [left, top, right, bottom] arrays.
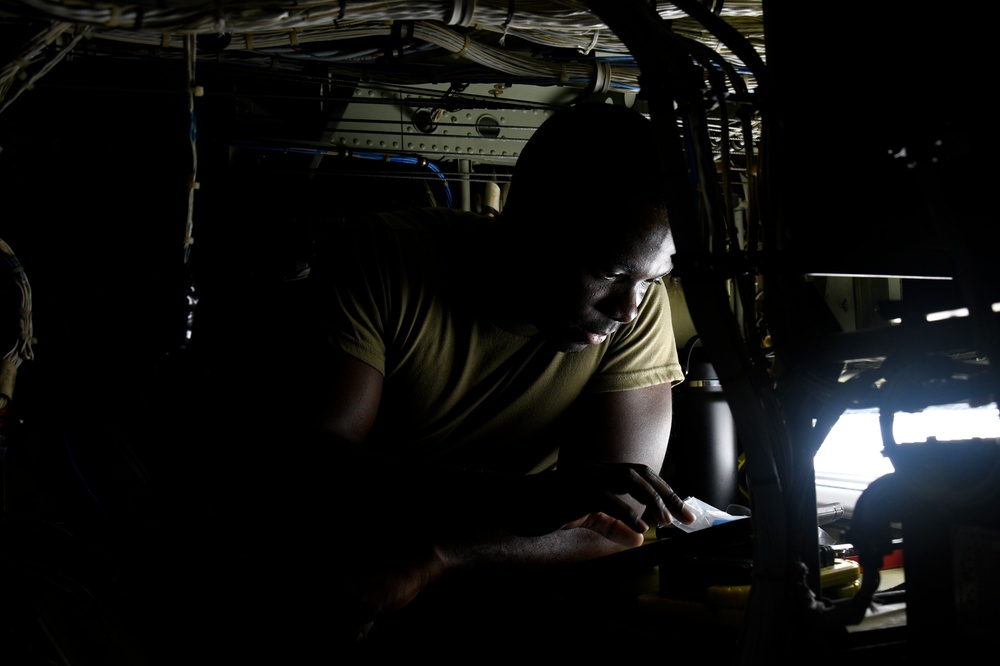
[[814, 403, 1000, 518]]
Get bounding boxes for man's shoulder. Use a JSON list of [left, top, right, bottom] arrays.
[[316, 207, 489, 265]]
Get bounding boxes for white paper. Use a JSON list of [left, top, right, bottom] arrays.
[[669, 496, 749, 533]]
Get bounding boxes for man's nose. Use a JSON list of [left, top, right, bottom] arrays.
[[603, 283, 645, 323]]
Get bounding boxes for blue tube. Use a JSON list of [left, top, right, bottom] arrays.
[[354, 151, 452, 208], [231, 142, 454, 208]]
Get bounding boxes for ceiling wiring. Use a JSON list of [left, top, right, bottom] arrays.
[[0, 1, 765, 55], [0, 1, 766, 101], [0, 21, 88, 116]]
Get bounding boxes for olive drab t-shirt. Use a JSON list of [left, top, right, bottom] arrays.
[[317, 208, 684, 474]]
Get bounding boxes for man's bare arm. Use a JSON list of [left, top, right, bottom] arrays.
[[319, 352, 690, 541], [321, 352, 692, 639]]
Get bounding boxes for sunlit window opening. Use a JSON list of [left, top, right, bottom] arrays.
[[814, 402, 1000, 517], [925, 307, 969, 322]]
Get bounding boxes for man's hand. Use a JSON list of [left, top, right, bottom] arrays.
[[495, 462, 695, 541], [342, 543, 447, 643], [339, 462, 693, 644], [561, 512, 647, 548]]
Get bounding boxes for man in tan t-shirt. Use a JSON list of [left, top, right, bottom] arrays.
[[312, 102, 696, 651]]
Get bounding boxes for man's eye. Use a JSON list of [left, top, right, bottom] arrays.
[[600, 273, 663, 285]]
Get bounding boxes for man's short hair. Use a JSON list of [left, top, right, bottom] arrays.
[[502, 102, 673, 250], [507, 102, 672, 218]]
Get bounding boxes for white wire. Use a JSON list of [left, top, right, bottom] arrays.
[[0, 22, 83, 115], [0, 0, 766, 69], [0, 238, 35, 410], [183, 33, 197, 264]]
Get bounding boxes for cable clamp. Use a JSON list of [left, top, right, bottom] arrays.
[[385, 20, 413, 60], [1, 358, 18, 403], [446, 0, 477, 27], [591, 61, 611, 94]]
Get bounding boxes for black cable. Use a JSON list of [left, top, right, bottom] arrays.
[[669, 0, 768, 88]]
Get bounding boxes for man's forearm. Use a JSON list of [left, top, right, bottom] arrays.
[[435, 526, 627, 574]]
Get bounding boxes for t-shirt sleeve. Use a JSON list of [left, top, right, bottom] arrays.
[[584, 280, 684, 393], [315, 215, 394, 376]]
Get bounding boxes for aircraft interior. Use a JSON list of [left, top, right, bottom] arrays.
[[1, 1, 997, 663]]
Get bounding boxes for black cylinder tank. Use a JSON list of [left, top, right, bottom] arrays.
[[662, 336, 741, 510]]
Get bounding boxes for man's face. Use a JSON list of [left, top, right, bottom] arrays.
[[531, 208, 675, 353]]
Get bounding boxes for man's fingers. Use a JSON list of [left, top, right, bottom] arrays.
[[625, 465, 695, 525], [545, 463, 697, 537], [356, 620, 375, 642], [600, 489, 647, 533], [577, 512, 645, 548]]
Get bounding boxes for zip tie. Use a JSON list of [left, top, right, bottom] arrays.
[[559, 63, 569, 86], [161, 34, 170, 48], [245, 34, 254, 49], [108, 3, 121, 27], [290, 30, 299, 47], [447, 0, 477, 27], [452, 33, 471, 59], [591, 61, 611, 94]]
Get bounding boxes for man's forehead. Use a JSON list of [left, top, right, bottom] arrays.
[[598, 210, 673, 249], [576, 222, 675, 269]]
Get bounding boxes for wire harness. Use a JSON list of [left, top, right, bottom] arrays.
[[0, 238, 35, 412]]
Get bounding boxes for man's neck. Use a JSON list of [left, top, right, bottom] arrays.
[[474, 220, 543, 338]]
